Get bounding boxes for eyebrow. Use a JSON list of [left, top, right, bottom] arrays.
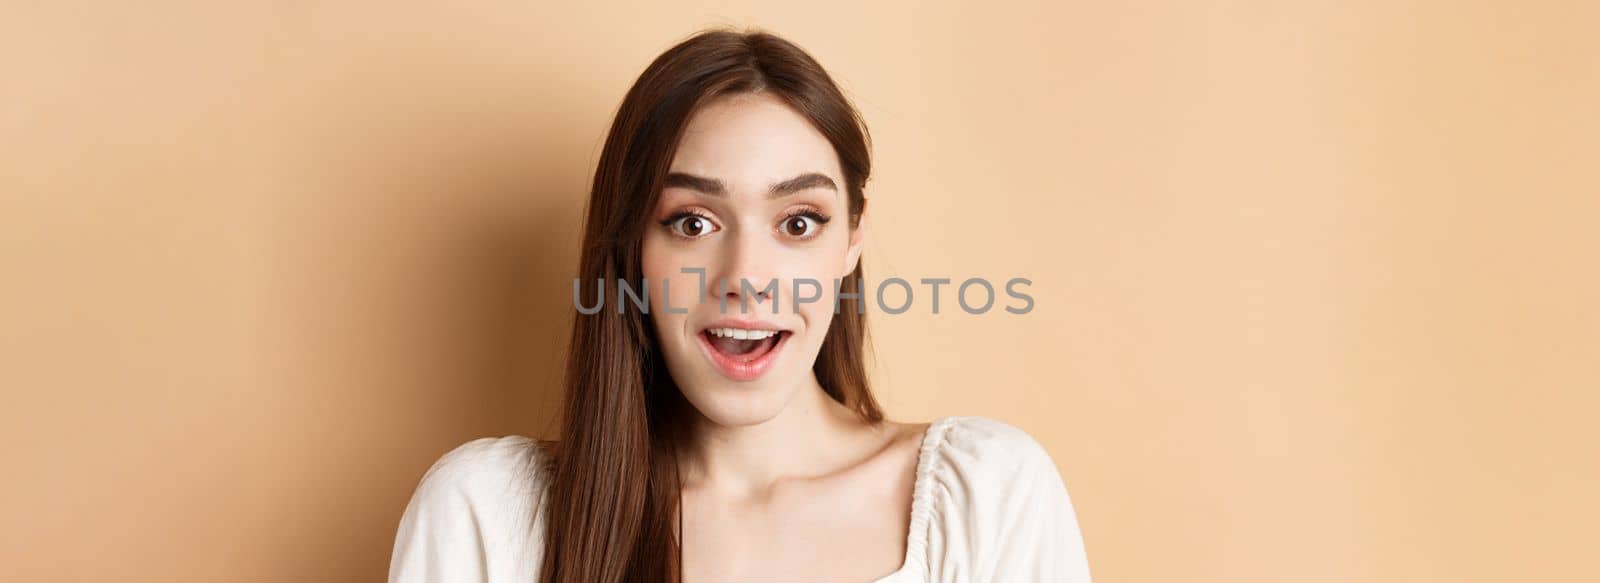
[[662, 171, 838, 198]]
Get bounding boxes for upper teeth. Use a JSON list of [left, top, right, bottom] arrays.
[[708, 328, 778, 340]]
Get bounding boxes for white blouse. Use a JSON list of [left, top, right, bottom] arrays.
[[388, 415, 1093, 582]]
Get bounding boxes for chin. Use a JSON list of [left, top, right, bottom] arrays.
[[669, 358, 799, 425], [686, 390, 791, 428]]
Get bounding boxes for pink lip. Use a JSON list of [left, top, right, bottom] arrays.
[[696, 330, 789, 381], [694, 318, 792, 382]]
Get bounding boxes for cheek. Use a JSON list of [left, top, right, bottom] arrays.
[[795, 231, 852, 280], [794, 231, 857, 328], [777, 250, 847, 318], [642, 236, 703, 333], [641, 238, 668, 317], [641, 235, 670, 284], [641, 232, 700, 288]]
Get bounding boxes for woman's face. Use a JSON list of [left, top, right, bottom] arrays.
[[642, 92, 866, 428]]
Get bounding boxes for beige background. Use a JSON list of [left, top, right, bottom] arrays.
[[3, 1, 1596, 581]]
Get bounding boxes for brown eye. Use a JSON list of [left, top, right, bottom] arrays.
[[680, 216, 707, 236], [778, 210, 830, 239], [782, 216, 812, 237], [663, 212, 718, 239]]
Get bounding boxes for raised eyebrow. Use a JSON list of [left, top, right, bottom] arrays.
[[768, 172, 837, 197], [662, 172, 724, 196], [663, 172, 837, 198]]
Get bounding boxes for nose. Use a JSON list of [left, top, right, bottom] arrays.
[[710, 228, 780, 313]]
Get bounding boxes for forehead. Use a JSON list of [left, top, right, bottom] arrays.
[[668, 92, 841, 190]]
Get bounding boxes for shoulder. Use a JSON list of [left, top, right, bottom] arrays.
[[401, 434, 555, 521], [388, 436, 554, 582], [419, 435, 552, 490], [930, 415, 1062, 481], [915, 416, 1093, 580], [916, 415, 1072, 517], [409, 435, 553, 511]]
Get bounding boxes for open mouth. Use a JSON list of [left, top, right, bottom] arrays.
[[697, 327, 791, 381]]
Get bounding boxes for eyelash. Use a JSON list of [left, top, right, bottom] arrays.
[[778, 205, 832, 240], [656, 206, 833, 240], [658, 209, 717, 239]]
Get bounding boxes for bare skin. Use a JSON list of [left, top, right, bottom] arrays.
[[677, 386, 930, 583], [639, 91, 928, 581]]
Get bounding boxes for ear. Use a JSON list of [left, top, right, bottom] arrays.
[[843, 195, 868, 276]]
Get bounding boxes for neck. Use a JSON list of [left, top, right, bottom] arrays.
[[677, 374, 876, 499]]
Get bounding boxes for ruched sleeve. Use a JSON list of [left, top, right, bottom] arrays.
[[916, 416, 1093, 582]]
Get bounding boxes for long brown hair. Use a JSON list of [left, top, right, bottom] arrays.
[[540, 28, 882, 583]]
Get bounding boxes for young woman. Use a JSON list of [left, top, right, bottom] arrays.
[[388, 28, 1092, 583]]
